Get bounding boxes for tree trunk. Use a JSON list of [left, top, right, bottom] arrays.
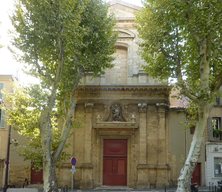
[[42, 155, 59, 192], [50, 158, 59, 192], [41, 115, 52, 192], [176, 103, 210, 192]]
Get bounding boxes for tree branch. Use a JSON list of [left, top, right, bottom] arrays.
[[185, 6, 200, 44], [53, 67, 83, 161], [160, 43, 198, 102], [211, 76, 222, 93], [33, 39, 53, 81], [39, 27, 64, 128], [176, 65, 198, 102], [53, 26, 64, 88]]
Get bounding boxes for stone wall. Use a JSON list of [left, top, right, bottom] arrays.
[[55, 85, 173, 189], [9, 163, 30, 187]]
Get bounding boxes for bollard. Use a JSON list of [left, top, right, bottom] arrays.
[[165, 186, 166, 192]]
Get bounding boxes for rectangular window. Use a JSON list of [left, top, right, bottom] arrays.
[[0, 109, 6, 128], [208, 117, 222, 141], [0, 82, 4, 100], [212, 118, 221, 139], [214, 157, 222, 177], [190, 126, 195, 134]]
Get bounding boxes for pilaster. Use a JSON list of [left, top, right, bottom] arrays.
[[156, 103, 169, 187], [137, 103, 150, 189], [138, 103, 147, 164], [80, 103, 94, 189]]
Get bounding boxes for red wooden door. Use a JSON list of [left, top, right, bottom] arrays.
[[191, 163, 201, 185], [103, 140, 127, 186], [31, 168, 43, 184]]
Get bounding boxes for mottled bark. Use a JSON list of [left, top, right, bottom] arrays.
[[50, 158, 59, 192], [40, 29, 64, 192], [176, 102, 212, 192]]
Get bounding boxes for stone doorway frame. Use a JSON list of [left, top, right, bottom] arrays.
[[93, 129, 137, 188]]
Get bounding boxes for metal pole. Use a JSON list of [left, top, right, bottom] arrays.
[[71, 172, 74, 192], [3, 125, 11, 192]]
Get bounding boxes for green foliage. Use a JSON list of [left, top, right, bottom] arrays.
[[4, 83, 83, 169], [179, 99, 198, 131], [136, 0, 222, 101], [10, 0, 117, 87], [8, 0, 117, 178], [136, 1, 222, 188], [178, 155, 186, 165], [213, 129, 222, 137]]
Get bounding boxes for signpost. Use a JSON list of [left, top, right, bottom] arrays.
[[71, 157, 76, 192]]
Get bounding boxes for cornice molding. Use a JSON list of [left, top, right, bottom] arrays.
[[76, 85, 170, 93]]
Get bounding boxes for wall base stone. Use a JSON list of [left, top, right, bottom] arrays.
[[79, 179, 93, 189], [136, 180, 150, 189]]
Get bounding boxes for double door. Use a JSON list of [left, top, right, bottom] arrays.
[[103, 140, 127, 186]]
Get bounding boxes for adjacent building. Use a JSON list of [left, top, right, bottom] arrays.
[[0, 75, 19, 187]]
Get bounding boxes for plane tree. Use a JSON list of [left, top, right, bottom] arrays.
[[136, 0, 222, 191], [8, 0, 117, 191]]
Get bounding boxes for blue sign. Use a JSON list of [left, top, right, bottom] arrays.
[[71, 157, 76, 166], [5, 161, 9, 165]]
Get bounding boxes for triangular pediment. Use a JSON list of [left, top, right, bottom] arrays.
[[108, 0, 141, 19]]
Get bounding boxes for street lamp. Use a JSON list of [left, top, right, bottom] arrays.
[[0, 99, 17, 192]]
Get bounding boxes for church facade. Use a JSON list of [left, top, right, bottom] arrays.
[[57, 1, 177, 189]]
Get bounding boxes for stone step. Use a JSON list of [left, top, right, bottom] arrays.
[[94, 185, 133, 190], [7, 189, 38, 192], [27, 184, 43, 189]]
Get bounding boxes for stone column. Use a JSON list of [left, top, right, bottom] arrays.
[[137, 103, 150, 189], [156, 103, 169, 187], [80, 103, 94, 189]]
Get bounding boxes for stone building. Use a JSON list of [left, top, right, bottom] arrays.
[[57, 0, 176, 189]]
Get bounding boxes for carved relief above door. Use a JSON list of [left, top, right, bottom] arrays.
[[98, 100, 130, 122]]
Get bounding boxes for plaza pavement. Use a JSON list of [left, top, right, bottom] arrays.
[[0, 186, 214, 192]]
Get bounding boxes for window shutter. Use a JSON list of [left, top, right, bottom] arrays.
[[0, 83, 4, 100], [208, 117, 213, 141], [0, 109, 6, 128]]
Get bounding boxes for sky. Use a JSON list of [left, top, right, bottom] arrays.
[[0, 0, 143, 84]]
